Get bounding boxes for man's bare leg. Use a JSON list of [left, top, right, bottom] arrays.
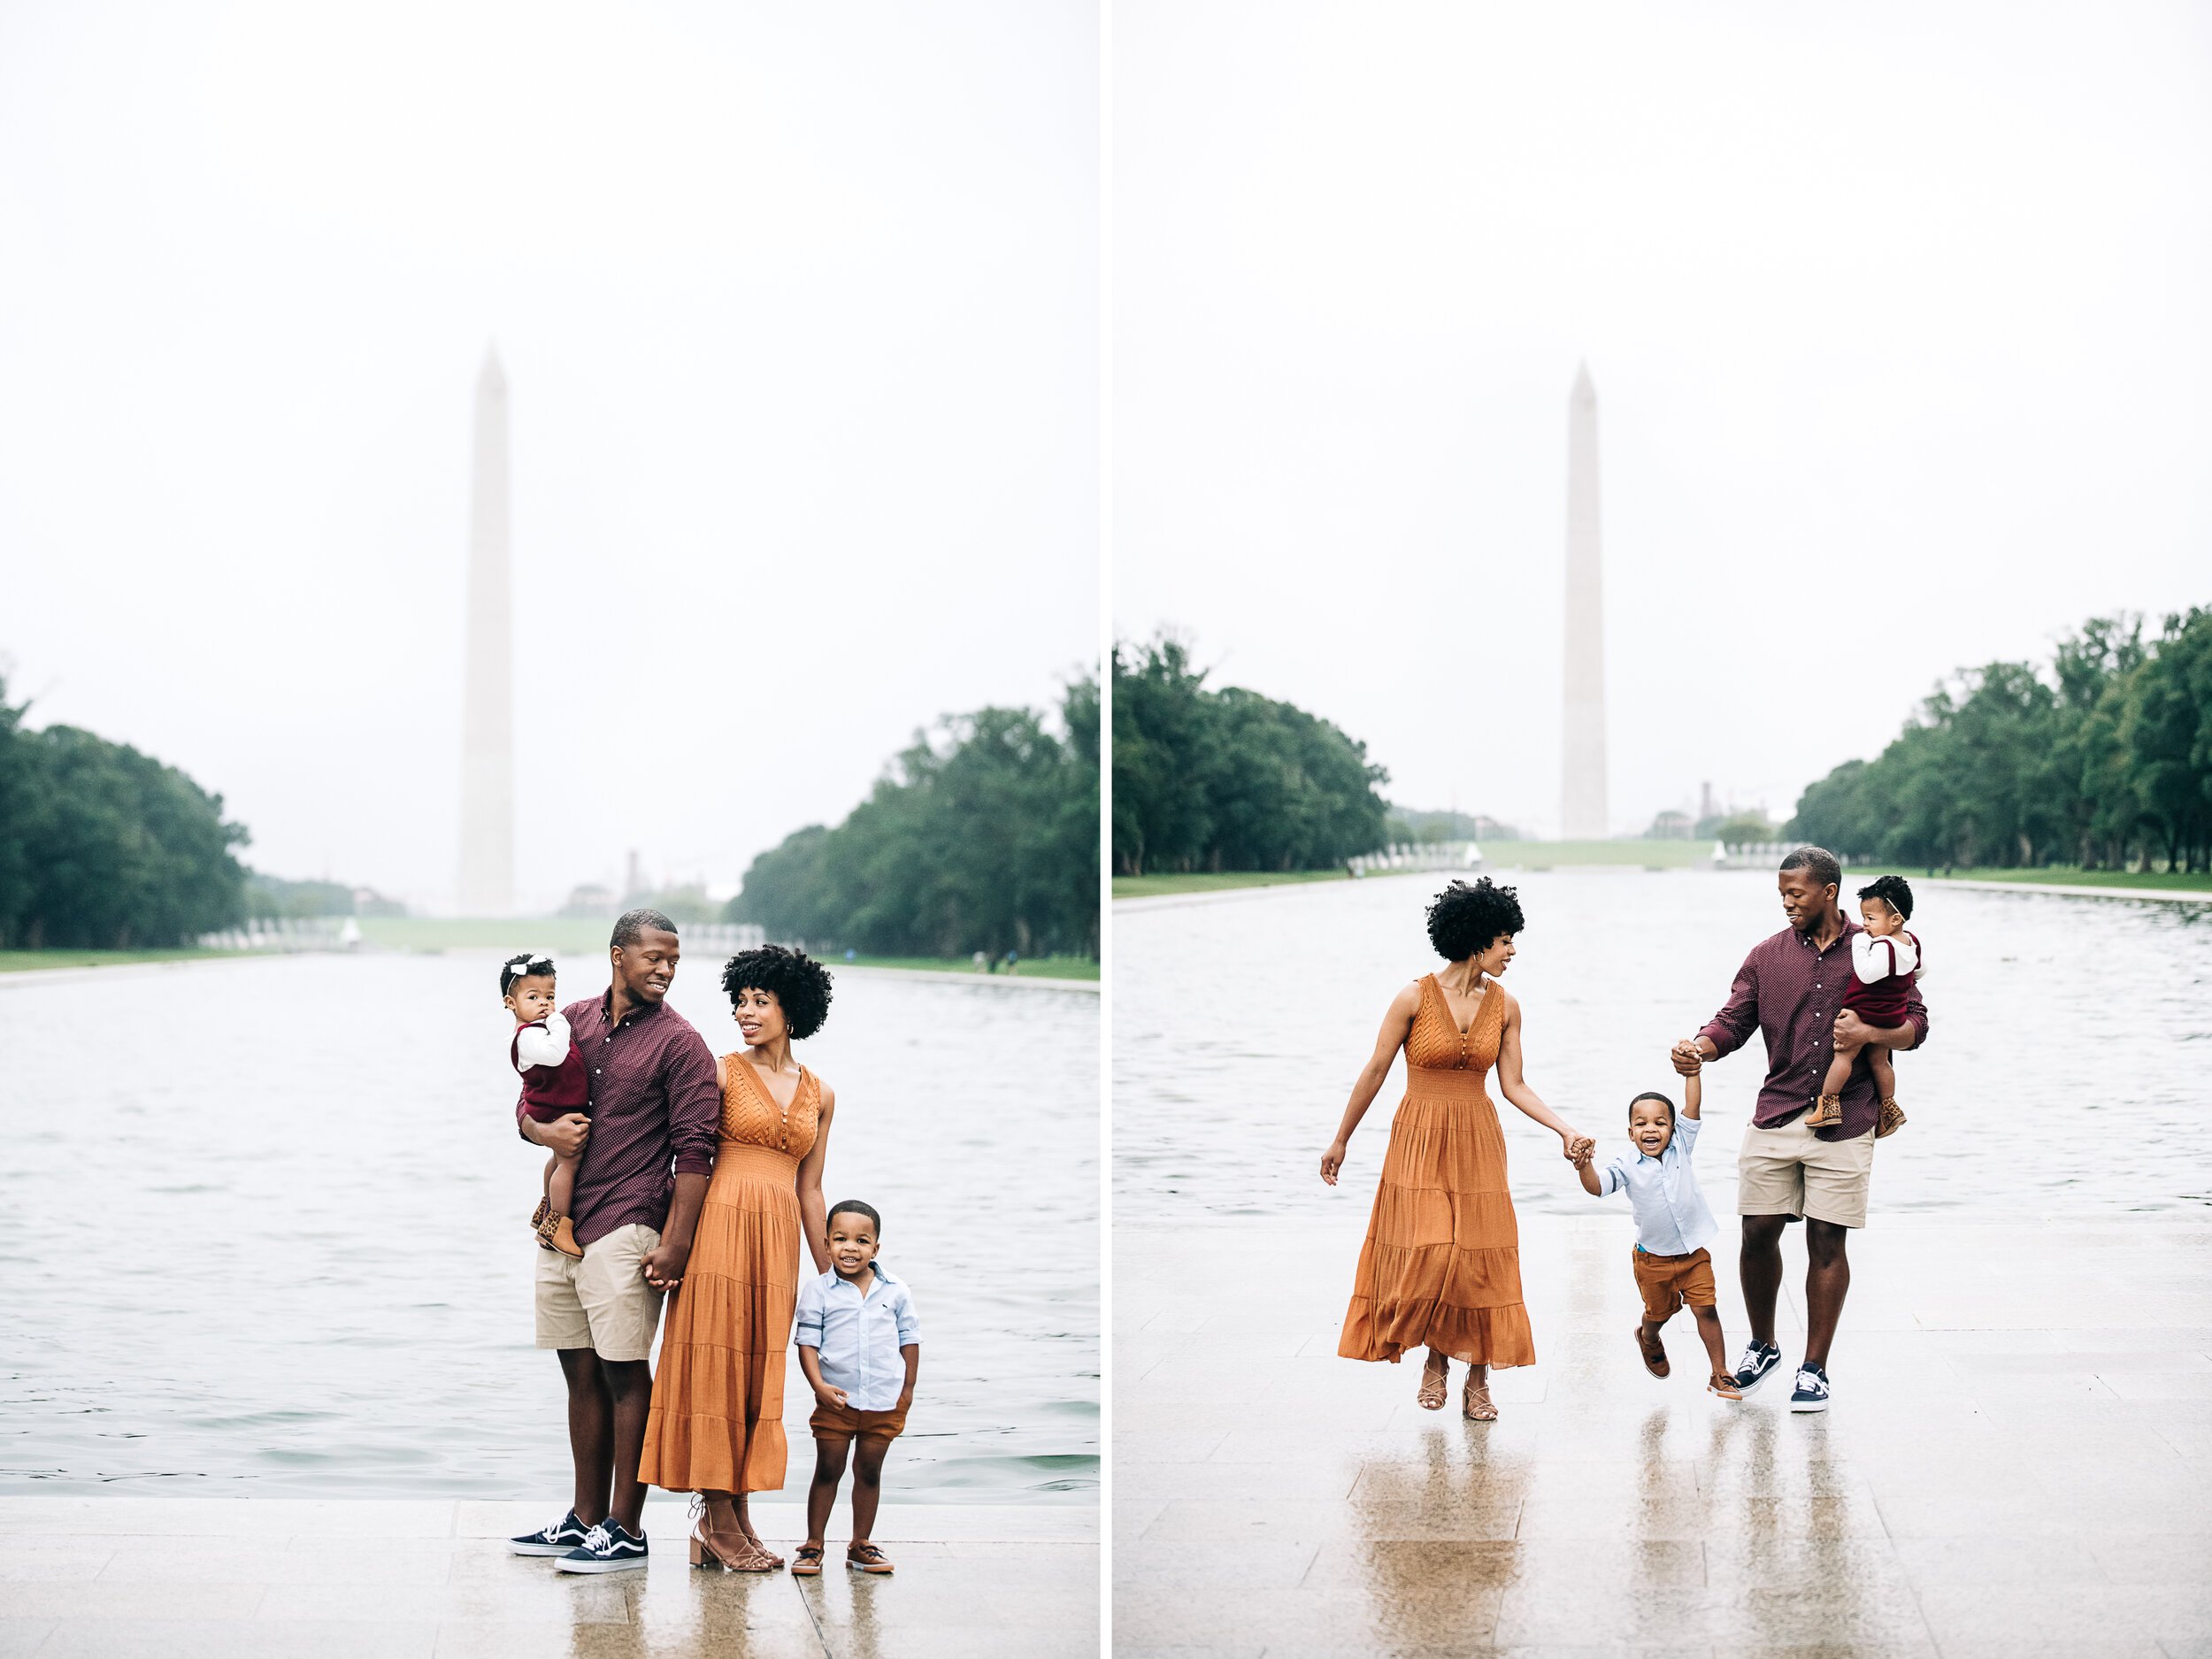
[[557, 1348, 614, 1527], [598, 1358, 654, 1535], [1739, 1213, 1789, 1349], [1802, 1219, 1851, 1370]]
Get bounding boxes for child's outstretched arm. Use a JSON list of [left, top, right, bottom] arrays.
[[1575, 1154, 1604, 1196], [1683, 1071, 1701, 1119]]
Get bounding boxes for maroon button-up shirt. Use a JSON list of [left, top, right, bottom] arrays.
[[518, 989, 719, 1247], [1699, 914, 1930, 1141]]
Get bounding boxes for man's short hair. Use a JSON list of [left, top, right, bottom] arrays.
[[611, 908, 678, 950], [1778, 845, 1842, 893]]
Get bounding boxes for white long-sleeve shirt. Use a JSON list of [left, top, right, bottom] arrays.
[[512, 1010, 573, 1071], [1851, 931, 1920, 986]]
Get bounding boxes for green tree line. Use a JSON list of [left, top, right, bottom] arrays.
[[0, 678, 249, 948], [1790, 608, 2212, 872], [1112, 637, 1389, 875], [727, 675, 1099, 959]]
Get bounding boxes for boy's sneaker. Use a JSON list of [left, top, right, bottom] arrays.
[[1732, 1340, 1784, 1394], [1790, 1363, 1832, 1413], [509, 1509, 590, 1555], [555, 1519, 649, 1573], [846, 1541, 895, 1574]]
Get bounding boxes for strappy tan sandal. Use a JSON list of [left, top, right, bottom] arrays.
[[1463, 1371, 1498, 1421], [1876, 1098, 1906, 1139], [686, 1498, 779, 1572], [739, 1529, 785, 1570], [1805, 1092, 1844, 1129], [1417, 1358, 1448, 1410]]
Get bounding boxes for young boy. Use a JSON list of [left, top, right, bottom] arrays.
[[793, 1200, 921, 1576], [1575, 1071, 1741, 1400]]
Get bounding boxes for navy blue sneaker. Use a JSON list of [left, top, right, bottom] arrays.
[[1732, 1340, 1784, 1394], [509, 1509, 589, 1556], [556, 1519, 649, 1573], [1790, 1363, 1831, 1413]]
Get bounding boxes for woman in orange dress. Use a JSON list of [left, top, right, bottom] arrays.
[[1321, 879, 1593, 1419], [640, 945, 835, 1571]]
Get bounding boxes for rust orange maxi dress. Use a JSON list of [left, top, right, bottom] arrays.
[[1339, 974, 1537, 1368], [639, 1057, 819, 1494]]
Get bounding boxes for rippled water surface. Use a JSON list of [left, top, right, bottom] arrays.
[[1116, 871, 2211, 1221], [1, 955, 1097, 1501]]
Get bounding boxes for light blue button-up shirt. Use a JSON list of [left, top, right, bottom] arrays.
[[1596, 1114, 1717, 1256], [794, 1264, 922, 1410]]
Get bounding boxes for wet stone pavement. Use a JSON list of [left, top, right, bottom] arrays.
[[0, 1498, 1096, 1657], [1116, 1213, 2212, 1658]]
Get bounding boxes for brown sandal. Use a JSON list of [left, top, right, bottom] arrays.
[[689, 1527, 778, 1572], [1462, 1371, 1498, 1421], [1876, 1098, 1906, 1139], [1417, 1359, 1448, 1410]]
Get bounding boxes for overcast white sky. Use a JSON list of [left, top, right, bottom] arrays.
[[1, 1, 1096, 913], [1114, 3, 2211, 838]]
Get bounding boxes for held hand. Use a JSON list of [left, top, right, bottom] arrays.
[[1561, 1131, 1595, 1164], [1670, 1039, 1704, 1078], [538, 1112, 590, 1158], [1320, 1140, 1349, 1186], [816, 1384, 850, 1411], [641, 1240, 690, 1291]]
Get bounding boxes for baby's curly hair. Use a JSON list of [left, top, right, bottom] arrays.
[[1857, 874, 1915, 921], [1425, 877, 1525, 962], [721, 945, 834, 1041]]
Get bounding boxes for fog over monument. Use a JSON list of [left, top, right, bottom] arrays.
[[456, 349, 514, 918], [1560, 363, 1608, 840]]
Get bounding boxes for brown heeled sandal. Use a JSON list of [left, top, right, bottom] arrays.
[[1876, 1098, 1906, 1138], [687, 1498, 779, 1572], [1417, 1359, 1448, 1410], [1463, 1371, 1498, 1421]]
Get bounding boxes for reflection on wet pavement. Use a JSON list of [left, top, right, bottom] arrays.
[[1116, 1213, 2212, 1657]]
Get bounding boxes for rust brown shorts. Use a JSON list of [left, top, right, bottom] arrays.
[[810, 1397, 909, 1449], [1632, 1245, 1717, 1324]]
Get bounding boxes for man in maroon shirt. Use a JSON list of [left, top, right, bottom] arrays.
[[1671, 848, 1927, 1414], [505, 910, 719, 1572]]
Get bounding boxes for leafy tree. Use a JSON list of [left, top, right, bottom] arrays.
[[728, 676, 1099, 960], [0, 680, 249, 948], [1788, 606, 2212, 873], [1110, 636, 1388, 874]]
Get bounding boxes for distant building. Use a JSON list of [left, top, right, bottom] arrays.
[[559, 884, 619, 920], [1646, 810, 1694, 841]]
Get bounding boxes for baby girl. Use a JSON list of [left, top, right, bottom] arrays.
[[1805, 875, 1919, 1138], [503, 952, 591, 1256]]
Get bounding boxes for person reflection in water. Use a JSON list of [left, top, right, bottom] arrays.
[[1322, 879, 1594, 1421]]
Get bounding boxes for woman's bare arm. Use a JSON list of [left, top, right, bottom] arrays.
[[794, 1084, 834, 1273], [1319, 982, 1421, 1186], [1493, 994, 1593, 1160]]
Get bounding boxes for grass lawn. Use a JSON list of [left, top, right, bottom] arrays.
[[1113, 870, 1354, 899], [1853, 864, 2212, 895], [0, 948, 246, 974]]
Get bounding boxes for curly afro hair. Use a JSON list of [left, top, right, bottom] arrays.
[[721, 944, 834, 1041], [1856, 873, 1914, 921], [1425, 877, 1525, 962]]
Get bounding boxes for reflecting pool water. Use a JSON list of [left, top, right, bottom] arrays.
[[1, 954, 1098, 1501], [1115, 871, 2210, 1221]]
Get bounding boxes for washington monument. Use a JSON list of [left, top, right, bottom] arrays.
[[1561, 363, 1609, 839], [457, 349, 513, 916]]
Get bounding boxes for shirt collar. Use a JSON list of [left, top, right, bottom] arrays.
[[818, 1263, 898, 1293], [599, 987, 665, 1027]]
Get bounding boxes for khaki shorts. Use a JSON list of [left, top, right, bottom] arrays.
[[1632, 1245, 1717, 1323], [1738, 1118, 1877, 1229], [534, 1222, 664, 1363], [809, 1397, 910, 1448]]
